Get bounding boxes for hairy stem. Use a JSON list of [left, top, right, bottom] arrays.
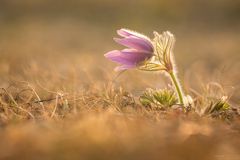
[[168, 71, 184, 106]]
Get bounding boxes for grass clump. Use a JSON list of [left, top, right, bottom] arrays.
[[139, 88, 178, 109], [192, 83, 237, 121], [195, 96, 233, 121]]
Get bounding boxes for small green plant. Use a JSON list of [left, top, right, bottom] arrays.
[[205, 96, 230, 114], [195, 95, 233, 121], [139, 88, 178, 109], [206, 97, 232, 120]]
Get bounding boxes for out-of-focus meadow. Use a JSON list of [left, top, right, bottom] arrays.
[[0, 0, 240, 159]]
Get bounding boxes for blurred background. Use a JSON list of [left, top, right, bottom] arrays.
[[0, 0, 240, 102], [0, 1, 240, 159]]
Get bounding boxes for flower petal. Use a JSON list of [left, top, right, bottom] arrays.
[[117, 29, 151, 42], [104, 49, 151, 65], [104, 50, 135, 65], [114, 37, 153, 52]]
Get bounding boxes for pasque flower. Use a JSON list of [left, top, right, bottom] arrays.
[[104, 29, 154, 71], [105, 28, 187, 107]]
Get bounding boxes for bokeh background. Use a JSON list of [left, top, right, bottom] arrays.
[[0, 1, 240, 160], [1, 1, 240, 100], [0, 0, 240, 101]]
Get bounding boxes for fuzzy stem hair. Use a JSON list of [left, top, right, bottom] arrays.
[[168, 70, 185, 106]]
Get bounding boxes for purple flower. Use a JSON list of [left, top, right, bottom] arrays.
[[104, 29, 154, 71]]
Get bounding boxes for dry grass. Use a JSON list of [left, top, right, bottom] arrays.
[[0, 50, 239, 159], [0, 8, 240, 159]]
